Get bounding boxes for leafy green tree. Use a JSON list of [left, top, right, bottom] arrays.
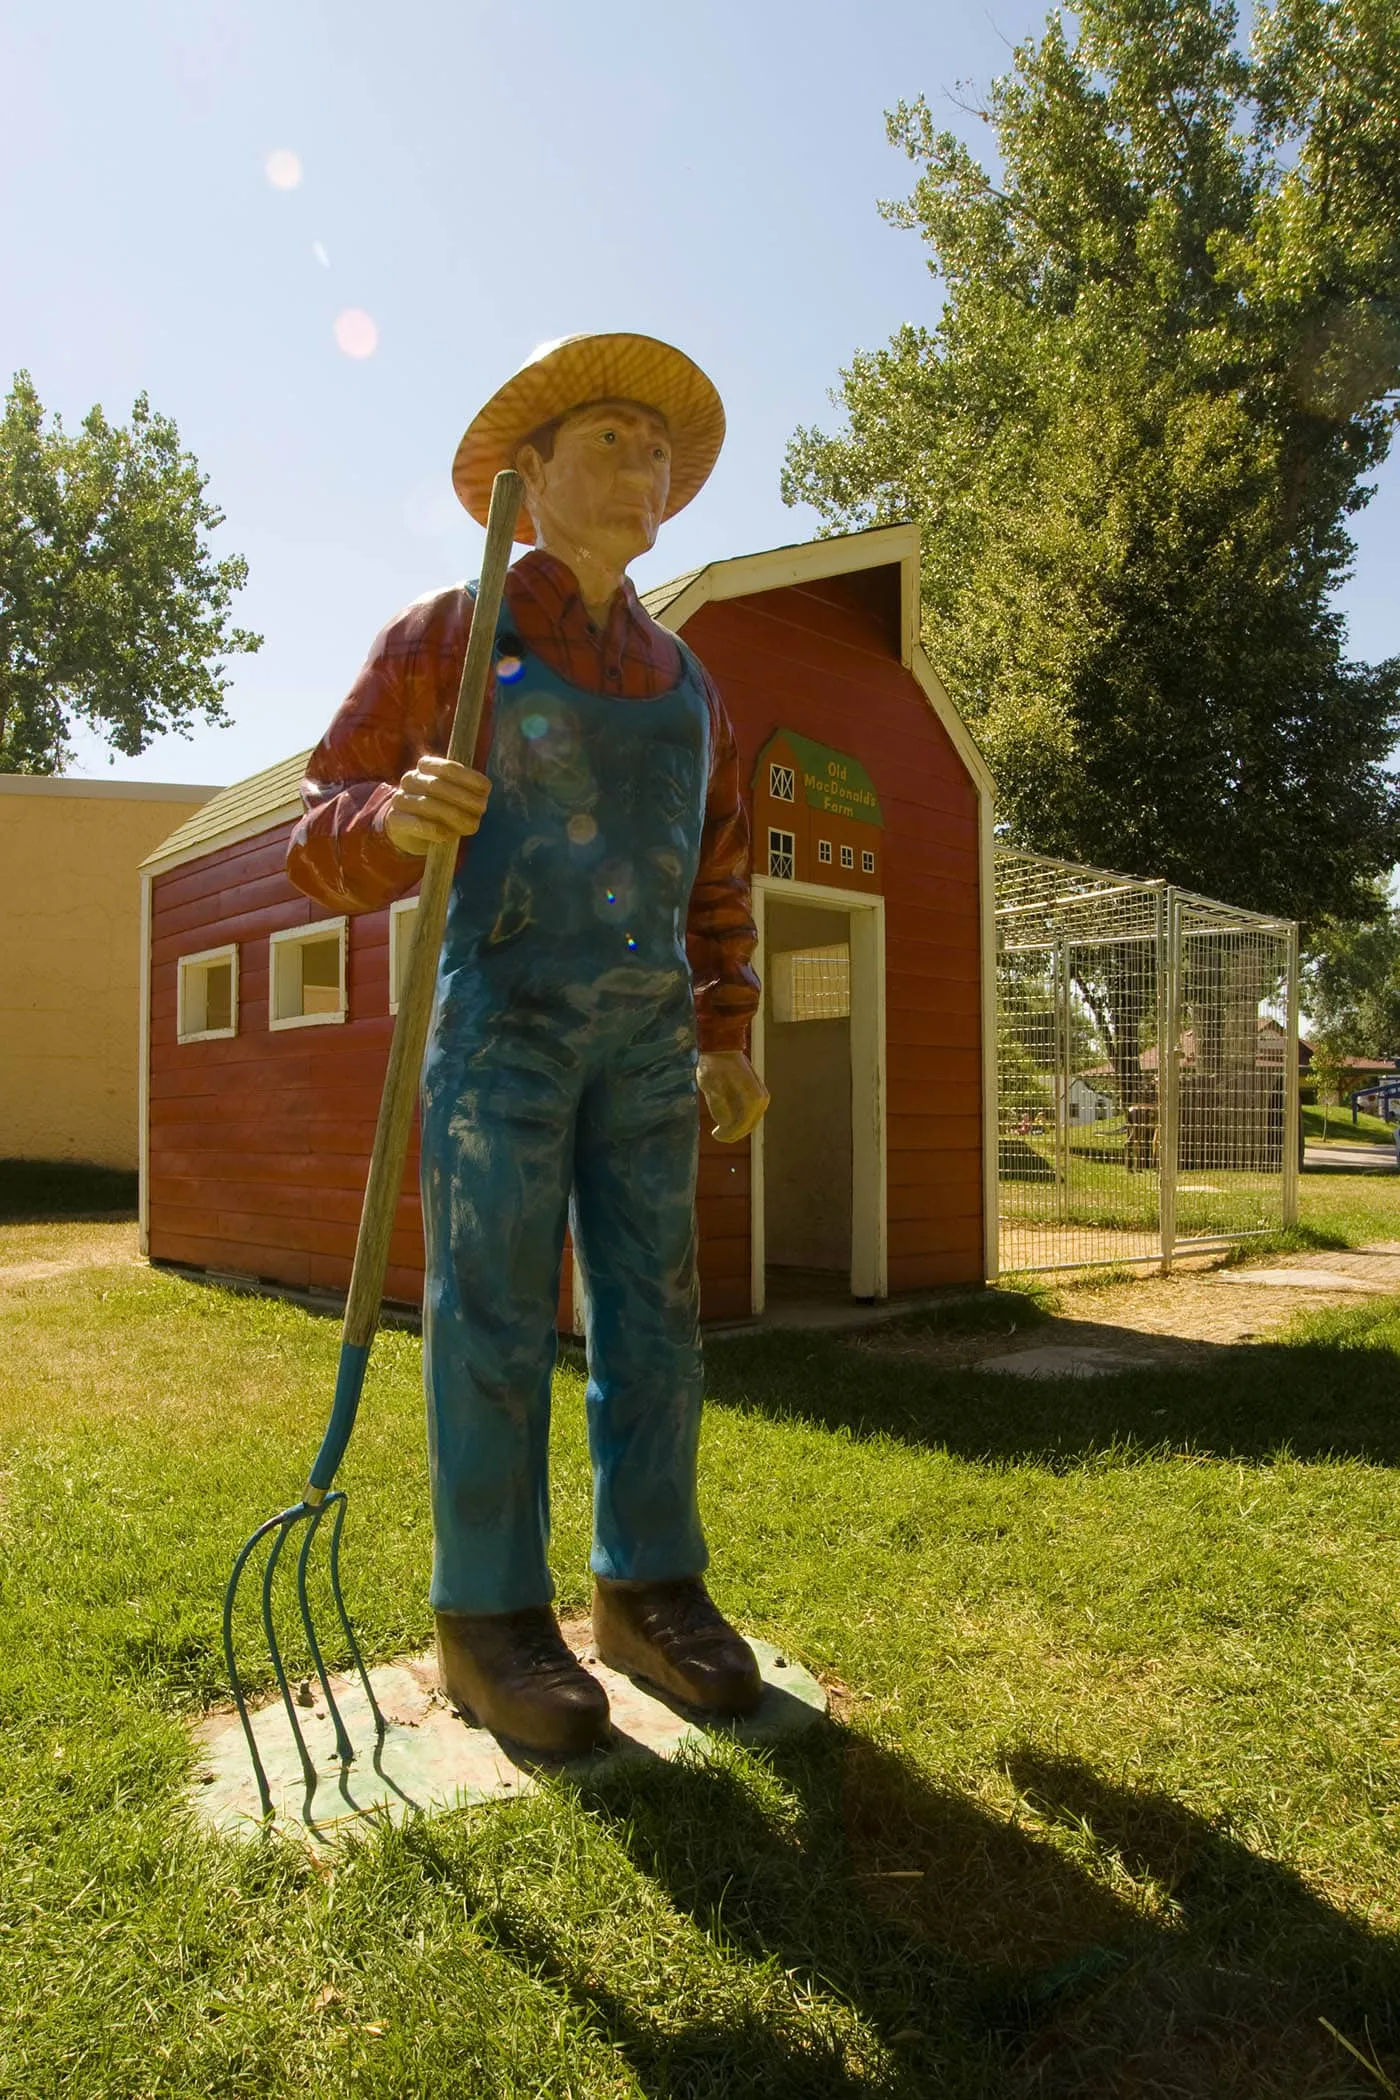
[[784, 0, 1400, 927], [1303, 897, 1400, 1053], [0, 372, 260, 773], [1303, 1028, 1356, 1140]]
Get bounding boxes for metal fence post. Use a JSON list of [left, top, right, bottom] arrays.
[[1055, 937, 1070, 1222], [1283, 922, 1300, 1229], [1158, 889, 1180, 1274]]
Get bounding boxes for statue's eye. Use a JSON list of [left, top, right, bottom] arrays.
[[600, 430, 616, 445], [653, 446, 667, 460]]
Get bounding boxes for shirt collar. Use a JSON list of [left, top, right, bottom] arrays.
[[510, 547, 643, 634]]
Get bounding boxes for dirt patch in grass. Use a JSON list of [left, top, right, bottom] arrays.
[[852, 1251, 1400, 1372]]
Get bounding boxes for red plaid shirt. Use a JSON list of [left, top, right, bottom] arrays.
[[288, 549, 759, 1052]]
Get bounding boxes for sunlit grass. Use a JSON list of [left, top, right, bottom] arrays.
[[2, 1189, 1399, 2094]]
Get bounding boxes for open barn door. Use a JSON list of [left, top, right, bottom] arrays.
[[750, 878, 886, 1316]]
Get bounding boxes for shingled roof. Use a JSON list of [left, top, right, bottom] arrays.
[[140, 749, 311, 873]]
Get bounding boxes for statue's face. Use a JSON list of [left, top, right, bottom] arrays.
[[518, 400, 672, 569]]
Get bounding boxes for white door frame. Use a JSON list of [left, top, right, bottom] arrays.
[[750, 875, 887, 1316]]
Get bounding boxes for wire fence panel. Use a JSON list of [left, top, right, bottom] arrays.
[[994, 850, 1297, 1276], [1173, 913, 1292, 1248]]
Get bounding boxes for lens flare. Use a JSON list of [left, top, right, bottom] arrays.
[[333, 309, 378, 359], [265, 148, 302, 190], [566, 813, 597, 845], [496, 655, 524, 684], [312, 240, 331, 268], [521, 712, 549, 741]]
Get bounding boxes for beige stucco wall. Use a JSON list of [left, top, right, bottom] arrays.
[[1, 779, 217, 1169]]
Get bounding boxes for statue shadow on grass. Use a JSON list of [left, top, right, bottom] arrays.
[[402, 1725, 1399, 2098], [703, 1310, 1400, 1469]]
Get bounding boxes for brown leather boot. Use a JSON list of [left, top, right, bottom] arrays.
[[592, 1576, 764, 1717], [435, 1606, 611, 1758]]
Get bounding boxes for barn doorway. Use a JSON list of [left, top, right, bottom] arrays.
[[751, 878, 886, 1314]]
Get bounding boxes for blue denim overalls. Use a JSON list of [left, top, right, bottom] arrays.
[[419, 593, 713, 1614]]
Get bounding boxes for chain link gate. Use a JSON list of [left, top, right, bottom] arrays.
[[994, 850, 1298, 1276]]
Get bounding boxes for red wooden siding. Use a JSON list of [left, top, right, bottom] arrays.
[[146, 555, 985, 1321], [684, 565, 985, 1293], [148, 824, 432, 1307]]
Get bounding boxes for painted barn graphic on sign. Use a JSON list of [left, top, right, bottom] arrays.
[[752, 730, 883, 893]]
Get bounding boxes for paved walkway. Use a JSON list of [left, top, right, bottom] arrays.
[[1303, 1142, 1397, 1172], [849, 1244, 1400, 1377]]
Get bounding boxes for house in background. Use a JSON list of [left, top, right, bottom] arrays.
[[1067, 1076, 1115, 1125], [2, 774, 218, 1171], [1295, 1034, 1399, 1110], [140, 523, 998, 1322]]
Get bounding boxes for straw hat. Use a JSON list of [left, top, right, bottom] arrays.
[[452, 332, 725, 543]]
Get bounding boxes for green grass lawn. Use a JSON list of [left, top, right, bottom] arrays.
[[3, 1188, 1400, 2096], [1292, 1164, 1400, 1247], [1303, 1103, 1398, 1147]]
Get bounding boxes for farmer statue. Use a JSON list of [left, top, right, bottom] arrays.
[[287, 333, 769, 1757]]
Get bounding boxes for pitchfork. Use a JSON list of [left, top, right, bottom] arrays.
[[222, 468, 523, 1823]]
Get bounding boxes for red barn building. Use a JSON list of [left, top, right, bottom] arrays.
[[140, 523, 997, 1323]]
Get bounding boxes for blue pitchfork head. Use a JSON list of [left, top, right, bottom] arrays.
[[222, 1343, 385, 1824]]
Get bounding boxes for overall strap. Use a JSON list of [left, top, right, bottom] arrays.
[[459, 578, 520, 769]]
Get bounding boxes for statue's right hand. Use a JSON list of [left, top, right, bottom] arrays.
[[382, 756, 491, 856]]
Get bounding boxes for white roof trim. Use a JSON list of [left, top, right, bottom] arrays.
[[142, 800, 304, 879], [649, 521, 922, 667], [909, 647, 996, 799]]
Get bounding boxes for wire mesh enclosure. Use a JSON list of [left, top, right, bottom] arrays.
[[995, 850, 1299, 1275]]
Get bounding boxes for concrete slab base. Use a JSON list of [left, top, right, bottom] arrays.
[[187, 1636, 826, 1849]]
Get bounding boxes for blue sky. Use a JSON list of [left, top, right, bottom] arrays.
[[3, 0, 1396, 788]]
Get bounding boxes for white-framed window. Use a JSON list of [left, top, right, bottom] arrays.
[[767, 828, 795, 880], [769, 762, 796, 802], [177, 944, 238, 1042], [861, 848, 876, 875], [840, 844, 855, 870], [772, 944, 852, 1023], [388, 897, 419, 1015], [817, 839, 833, 866], [268, 917, 348, 1030]]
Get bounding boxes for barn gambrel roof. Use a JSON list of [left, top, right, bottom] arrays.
[[143, 523, 992, 877]]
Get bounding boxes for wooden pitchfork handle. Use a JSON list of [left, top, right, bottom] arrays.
[[304, 467, 522, 1502]]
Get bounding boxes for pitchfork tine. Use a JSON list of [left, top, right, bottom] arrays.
[[261, 1514, 320, 1818], [295, 1502, 356, 1769], [321, 1493, 386, 1747], [222, 1504, 308, 1823]]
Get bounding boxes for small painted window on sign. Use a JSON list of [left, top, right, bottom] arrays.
[[769, 763, 796, 802], [768, 828, 795, 880], [817, 839, 833, 865]]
